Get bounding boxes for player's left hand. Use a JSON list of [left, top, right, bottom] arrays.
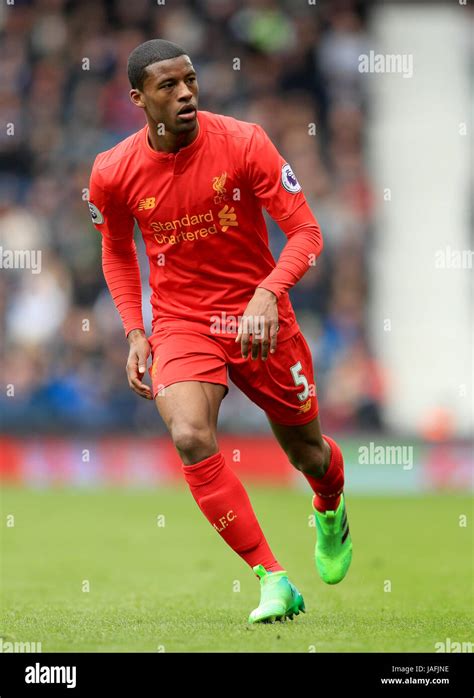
[[236, 287, 279, 360]]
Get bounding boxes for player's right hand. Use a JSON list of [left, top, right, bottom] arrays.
[[126, 329, 153, 400]]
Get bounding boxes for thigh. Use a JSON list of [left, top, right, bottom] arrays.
[[155, 380, 227, 435], [226, 329, 319, 426]]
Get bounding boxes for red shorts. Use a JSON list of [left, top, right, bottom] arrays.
[[148, 327, 318, 426]]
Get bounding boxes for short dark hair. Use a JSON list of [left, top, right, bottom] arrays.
[[127, 39, 188, 91]]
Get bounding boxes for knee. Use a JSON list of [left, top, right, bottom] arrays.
[[171, 423, 216, 462], [286, 439, 328, 478]]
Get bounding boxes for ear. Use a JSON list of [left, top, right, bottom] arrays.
[[130, 89, 146, 109]]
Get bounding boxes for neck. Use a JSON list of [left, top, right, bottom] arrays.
[[146, 117, 199, 153]]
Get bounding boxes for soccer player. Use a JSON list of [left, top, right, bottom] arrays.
[[88, 39, 352, 624]]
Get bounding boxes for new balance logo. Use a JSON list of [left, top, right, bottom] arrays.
[[138, 197, 156, 211]]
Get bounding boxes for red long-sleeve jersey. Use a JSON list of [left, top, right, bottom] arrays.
[[88, 110, 323, 340]]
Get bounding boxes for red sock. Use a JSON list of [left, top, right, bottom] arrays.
[[182, 451, 284, 574], [303, 434, 345, 512]]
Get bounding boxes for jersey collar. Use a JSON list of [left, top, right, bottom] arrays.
[[141, 113, 205, 162]]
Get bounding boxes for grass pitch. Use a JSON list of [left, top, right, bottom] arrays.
[[1, 487, 472, 652]]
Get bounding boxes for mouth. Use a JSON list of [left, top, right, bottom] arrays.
[[177, 105, 197, 121]]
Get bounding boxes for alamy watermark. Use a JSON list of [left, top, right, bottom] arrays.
[[358, 442, 414, 470], [435, 246, 473, 269], [435, 638, 473, 653], [0, 247, 42, 274], [359, 51, 413, 79], [0, 638, 42, 652], [25, 663, 76, 688], [210, 312, 266, 338]]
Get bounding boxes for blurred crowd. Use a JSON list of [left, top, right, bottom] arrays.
[[1, 0, 384, 434]]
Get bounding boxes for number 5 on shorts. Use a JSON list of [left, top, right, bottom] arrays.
[[290, 361, 309, 402]]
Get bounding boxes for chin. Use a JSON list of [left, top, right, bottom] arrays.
[[176, 118, 197, 131]]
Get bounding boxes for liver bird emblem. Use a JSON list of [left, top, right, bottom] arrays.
[[212, 172, 228, 202]]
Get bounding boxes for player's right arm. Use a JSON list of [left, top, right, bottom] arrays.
[[88, 164, 152, 400]]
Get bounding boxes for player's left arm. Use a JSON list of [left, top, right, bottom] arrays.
[[236, 124, 323, 359]]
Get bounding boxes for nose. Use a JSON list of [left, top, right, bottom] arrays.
[[177, 80, 193, 102]]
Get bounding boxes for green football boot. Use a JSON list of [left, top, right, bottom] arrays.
[[313, 493, 352, 584], [248, 564, 305, 624]]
